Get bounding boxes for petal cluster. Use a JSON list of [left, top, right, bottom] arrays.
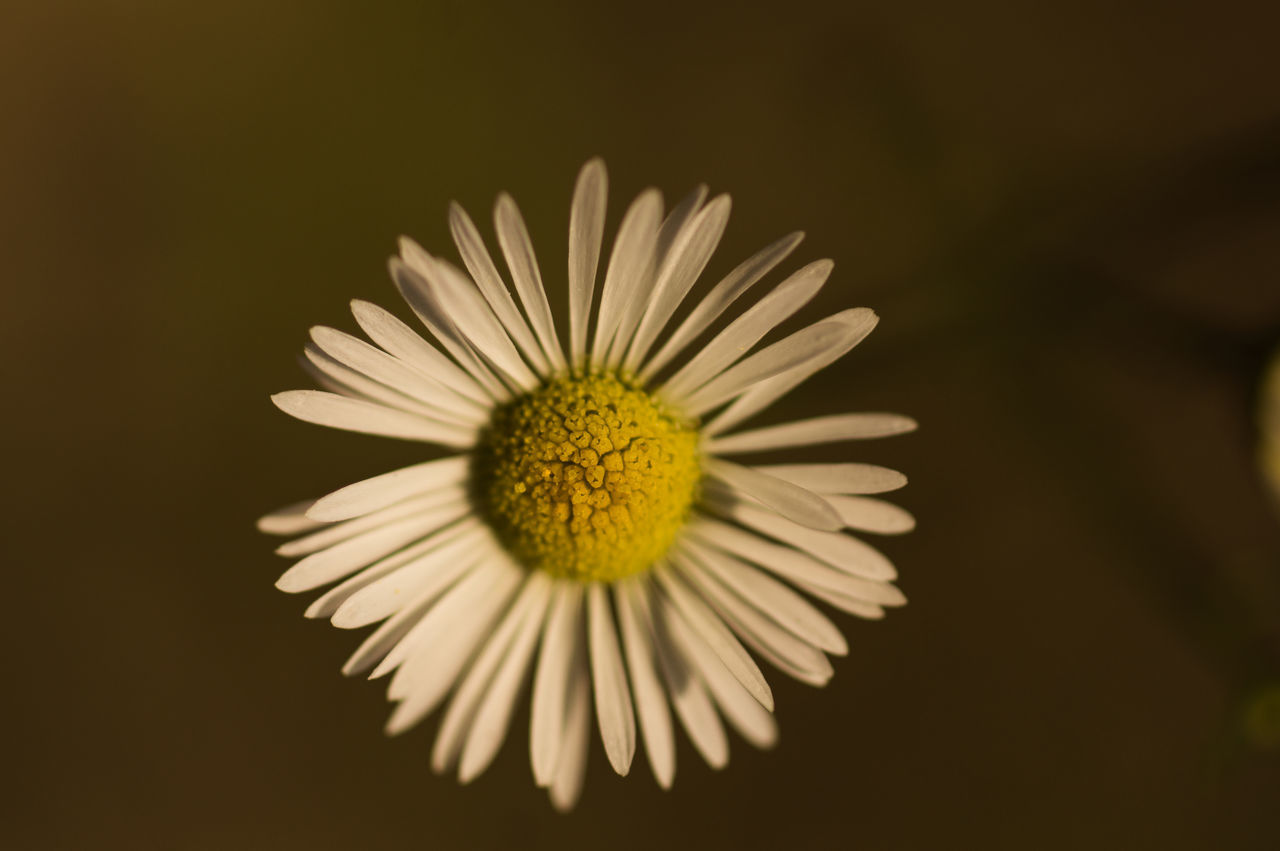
[[261, 160, 915, 810]]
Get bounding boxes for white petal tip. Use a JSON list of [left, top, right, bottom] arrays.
[[302, 599, 329, 619], [809, 515, 844, 533], [549, 795, 578, 813], [273, 573, 306, 594], [349, 299, 379, 321], [604, 748, 634, 777], [367, 658, 397, 680], [269, 391, 298, 412], [303, 502, 351, 523], [328, 607, 366, 630], [255, 516, 294, 535], [397, 235, 427, 259]]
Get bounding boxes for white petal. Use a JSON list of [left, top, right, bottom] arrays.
[[301, 347, 478, 435], [309, 326, 485, 427], [680, 315, 867, 417], [707, 497, 897, 582], [271, 390, 475, 447], [616, 578, 676, 789], [388, 258, 510, 401], [303, 343, 458, 423], [704, 307, 881, 435], [494, 193, 567, 371], [393, 250, 530, 394], [331, 520, 486, 628], [382, 559, 524, 733], [275, 488, 465, 560], [660, 258, 830, 397], [674, 550, 832, 687], [790, 580, 894, 619], [275, 504, 468, 593], [588, 583, 636, 776], [656, 583, 778, 749], [653, 565, 773, 711], [530, 581, 583, 786], [568, 159, 607, 368], [304, 525, 467, 620], [687, 516, 897, 607], [258, 500, 323, 535], [622, 193, 731, 372], [296, 355, 352, 395], [431, 572, 551, 773], [448, 202, 551, 375], [350, 300, 492, 409], [605, 186, 707, 368], [342, 589, 446, 677], [591, 190, 662, 366], [677, 535, 847, 655], [704, 458, 842, 531], [641, 577, 729, 770], [639, 231, 805, 381], [654, 185, 709, 266], [459, 573, 555, 783], [399, 242, 541, 392], [826, 495, 917, 534], [549, 649, 591, 812], [707, 413, 918, 454], [378, 549, 518, 685], [278, 491, 463, 557], [752, 463, 908, 495], [341, 555, 514, 678], [701, 501, 911, 606], [306, 455, 470, 522]]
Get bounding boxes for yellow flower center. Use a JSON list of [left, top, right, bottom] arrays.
[[475, 372, 701, 583]]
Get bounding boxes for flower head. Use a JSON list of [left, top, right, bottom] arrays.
[[260, 160, 916, 810], [477, 372, 702, 583]]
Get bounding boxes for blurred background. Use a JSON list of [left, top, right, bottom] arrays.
[[4, 1, 1280, 848]]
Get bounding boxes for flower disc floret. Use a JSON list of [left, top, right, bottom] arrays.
[[476, 373, 701, 582]]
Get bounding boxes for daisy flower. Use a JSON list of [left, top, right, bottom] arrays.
[[260, 159, 915, 810]]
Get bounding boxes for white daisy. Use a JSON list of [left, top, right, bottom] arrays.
[[260, 159, 915, 810]]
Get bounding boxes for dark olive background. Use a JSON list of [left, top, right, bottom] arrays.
[[5, 1, 1280, 848]]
